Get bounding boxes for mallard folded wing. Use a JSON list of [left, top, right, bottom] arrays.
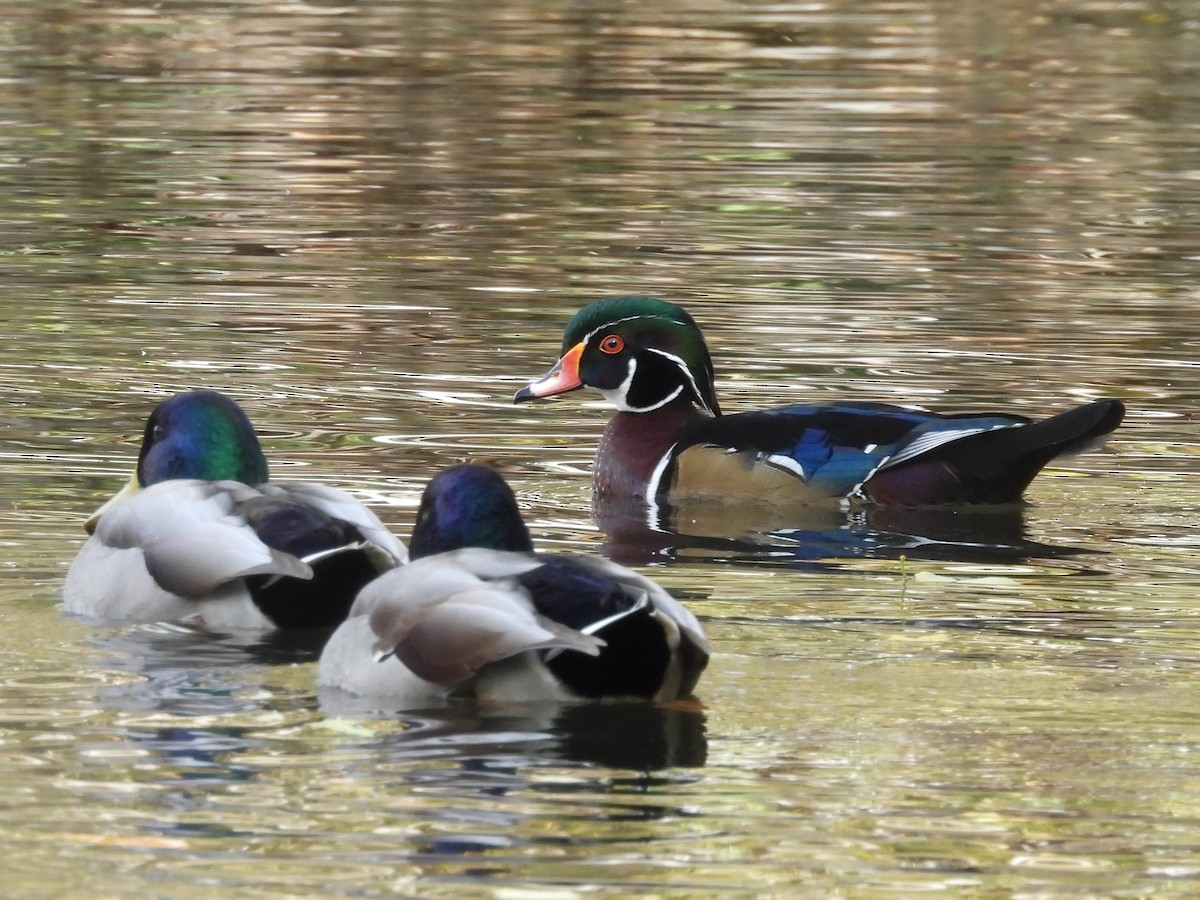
[[93, 480, 311, 597]]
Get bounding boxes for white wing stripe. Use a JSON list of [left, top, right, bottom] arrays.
[[879, 422, 1022, 471]]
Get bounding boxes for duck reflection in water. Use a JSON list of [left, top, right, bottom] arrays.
[[357, 702, 708, 862], [323, 697, 707, 774], [595, 492, 1093, 567], [85, 622, 292, 714]]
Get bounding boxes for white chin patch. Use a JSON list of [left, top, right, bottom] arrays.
[[599, 386, 632, 410], [597, 358, 685, 413]]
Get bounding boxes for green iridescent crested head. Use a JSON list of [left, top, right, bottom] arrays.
[[517, 296, 721, 416], [137, 390, 270, 487], [556, 295, 683, 347]]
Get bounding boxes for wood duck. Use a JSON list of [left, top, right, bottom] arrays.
[[64, 390, 407, 630], [318, 464, 709, 705], [514, 296, 1125, 507]]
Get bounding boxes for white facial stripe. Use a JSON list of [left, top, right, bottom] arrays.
[[644, 347, 713, 416], [583, 312, 690, 356], [632, 384, 684, 412], [599, 359, 683, 413], [597, 357, 639, 410], [581, 313, 674, 345], [583, 312, 698, 413]]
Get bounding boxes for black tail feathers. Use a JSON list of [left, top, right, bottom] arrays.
[[940, 399, 1124, 502], [867, 399, 1125, 505]]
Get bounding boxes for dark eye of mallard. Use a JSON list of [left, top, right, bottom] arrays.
[[152, 424, 167, 442], [598, 334, 624, 355]]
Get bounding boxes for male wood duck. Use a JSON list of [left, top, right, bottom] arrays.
[[318, 464, 709, 705], [64, 390, 407, 630], [514, 296, 1125, 507]]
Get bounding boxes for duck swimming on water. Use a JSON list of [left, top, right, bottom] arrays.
[[515, 296, 1125, 508], [318, 464, 709, 705], [64, 390, 407, 631]]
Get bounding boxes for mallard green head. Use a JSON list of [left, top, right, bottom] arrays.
[[514, 296, 720, 416], [84, 390, 270, 534], [408, 464, 534, 560], [137, 390, 270, 487]]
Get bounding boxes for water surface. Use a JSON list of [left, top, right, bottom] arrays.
[[2, 0, 1200, 895]]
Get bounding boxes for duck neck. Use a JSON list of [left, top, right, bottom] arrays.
[[594, 396, 711, 499]]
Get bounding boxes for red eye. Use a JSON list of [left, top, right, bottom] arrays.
[[598, 334, 624, 355]]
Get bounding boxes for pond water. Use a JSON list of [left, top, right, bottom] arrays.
[[3, 0, 1200, 895]]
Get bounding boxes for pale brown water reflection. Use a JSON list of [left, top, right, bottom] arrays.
[[2, 0, 1200, 895]]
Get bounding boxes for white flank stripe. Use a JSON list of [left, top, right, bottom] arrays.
[[765, 453, 809, 481], [646, 444, 678, 509]]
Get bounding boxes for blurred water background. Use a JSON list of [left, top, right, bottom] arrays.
[[2, 1, 1199, 895]]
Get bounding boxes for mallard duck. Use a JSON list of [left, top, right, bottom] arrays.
[[514, 296, 1125, 506], [63, 390, 407, 630], [318, 464, 709, 704]]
